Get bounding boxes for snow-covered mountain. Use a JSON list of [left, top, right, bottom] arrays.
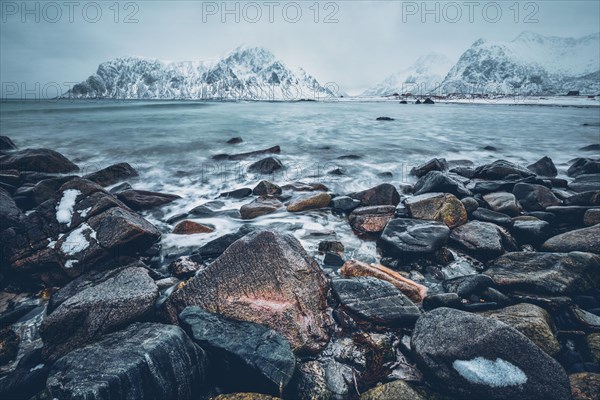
[[362, 53, 454, 96], [64, 46, 335, 100], [441, 31, 600, 95]]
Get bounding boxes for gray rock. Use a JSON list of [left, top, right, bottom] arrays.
[[240, 197, 283, 219], [413, 171, 471, 198], [378, 218, 450, 260], [564, 190, 600, 206], [47, 322, 207, 400], [196, 225, 255, 259], [569, 174, 600, 193], [461, 196, 479, 213], [584, 209, 600, 226], [541, 224, 600, 254], [483, 192, 521, 216], [349, 183, 400, 206], [449, 221, 514, 261], [84, 162, 139, 187], [180, 306, 296, 394], [527, 156, 557, 177], [117, 189, 180, 210], [253, 180, 282, 196], [471, 208, 512, 226], [330, 196, 361, 212], [567, 158, 600, 177], [513, 183, 562, 211], [0, 148, 79, 173], [248, 157, 284, 174], [411, 308, 571, 400], [475, 160, 535, 180], [0, 189, 22, 229], [411, 158, 448, 178], [511, 216, 552, 245]]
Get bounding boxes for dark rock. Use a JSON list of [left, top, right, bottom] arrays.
[[215, 145, 280, 161], [169, 256, 202, 278], [323, 252, 344, 267], [411, 158, 449, 178], [579, 144, 600, 151], [541, 224, 600, 254], [484, 251, 600, 295], [173, 220, 214, 235], [455, 275, 495, 298], [483, 192, 521, 216], [0, 327, 19, 364], [525, 211, 556, 223], [527, 156, 557, 177], [584, 209, 600, 226], [461, 196, 479, 213], [378, 218, 450, 260], [348, 205, 396, 234], [328, 168, 345, 176], [30, 176, 78, 206], [483, 145, 498, 151], [423, 97, 435, 104], [281, 182, 328, 192], [108, 182, 132, 194], [40, 264, 159, 362], [415, 99, 422, 104], [332, 277, 420, 326], [287, 192, 331, 212], [248, 157, 284, 174], [0, 348, 49, 400], [472, 208, 512, 226], [378, 171, 393, 178], [0, 189, 22, 229], [568, 158, 600, 178], [84, 162, 138, 187], [318, 240, 345, 254], [449, 221, 515, 261], [0, 136, 17, 150], [46, 322, 207, 400], [376, 117, 394, 121], [546, 205, 597, 225], [565, 191, 600, 206], [330, 196, 360, 213], [569, 174, 600, 193], [0, 148, 78, 173], [117, 189, 180, 210], [570, 372, 600, 400], [475, 160, 534, 180], [227, 137, 243, 144], [404, 192, 467, 228], [196, 225, 255, 259], [165, 231, 332, 354], [413, 171, 471, 198], [219, 187, 253, 199], [337, 154, 362, 160], [511, 216, 552, 245], [513, 182, 562, 211], [253, 180, 282, 196], [240, 197, 283, 219], [180, 306, 296, 394], [423, 293, 462, 311], [411, 307, 571, 400], [349, 183, 400, 206]]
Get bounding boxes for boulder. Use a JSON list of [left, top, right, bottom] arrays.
[[541, 224, 600, 254], [569, 373, 600, 400], [169, 256, 202, 279], [484, 251, 600, 295], [330, 196, 360, 213], [565, 191, 600, 206], [0, 136, 17, 150], [449, 221, 514, 261], [413, 171, 471, 198], [332, 277, 420, 326], [40, 264, 159, 361], [411, 158, 448, 178], [287, 192, 331, 212], [46, 323, 207, 400], [404, 192, 467, 228], [0, 349, 49, 399], [349, 183, 400, 206], [253, 180, 282, 196], [248, 157, 284, 174], [217, 145, 280, 161], [117, 189, 180, 210], [240, 197, 283, 219], [461, 196, 479, 213], [180, 306, 296, 394], [360, 380, 426, 400], [483, 192, 521, 216], [348, 205, 396, 234], [196, 225, 255, 259], [586, 333, 600, 364], [173, 220, 215, 234], [226, 137, 243, 144], [511, 216, 552, 245], [378, 218, 450, 261], [568, 158, 600, 178], [584, 209, 600, 226], [0, 148, 78, 173], [527, 156, 557, 177], [569, 174, 600, 193], [83, 162, 138, 187], [164, 231, 332, 354], [480, 303, 560, 356], [0, 189, 22, 229], [471, 208, 512, 226], [411, 308, 571, 400], [546, 205, 596, 225], [474, 160, 534, 180], [219, 187, 253, 199], [340, 260, 427, 303], [513, 183, 562, 211]]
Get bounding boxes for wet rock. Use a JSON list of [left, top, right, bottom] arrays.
[[165, 231, 332, 354], [253, 180, 282, 196], [423, 293, 462, 311], [570, 372, 600, 400], [340, 260, 427, 303], [169, 256, 203, 278], [323, 252, 345, 266], [513, 182, 562, 211], [410, 158, 448, 178], [348, 205, 396, 234], [219, 187, 253, 199], [565, 191, 600, 206], [318, 240, 345, 254], [349, 183, 400, 206], [248, 157, 284, 174], [172, 220, 215, 235], [281, 182, 328, 192], [527, 156, 557, 177], [180, 306, 295, 394], [413, 171, 471, 198], [215, 145, 280, 161], [546, 205, 596, 225], [483, 192, 521, 216], [0, 189, 22, 229], [240, 197, 283, 219], [40, 264, 159, 362], [452, 274, 495, 298], [586, 333, 600, 364], [328, 168, 345, 176], [568, 158, 600, 178], [484, 251, 600, 296], [227, 137, 243, 144], [360, 380, 426, 400], [405, 192, 467, 228], [287, 192, 331, 212], [332, 277, 420, 326], [117, 189, 180, 210], [378, 218, 450, 261], [189, 200, 240, 219], [423, 97, 435, 104], [569, 174, 600, 193], [475, 160, 534, 180], [376, 116, 394, 121], [0, 148, 79, 173], [411, 307, 571, 400], [83, 162, 138, 187], [108, 181, 132, 194], [213, 394, 280, 400], [27, 176, 78, 207], [580, 144, 600, 151], [511, 216, 552, 245], [0, 348, 49, 399], [46, 322, 207, 400], [330, 196, 360, 213], [461, 196, 479, 213], [471, 208, 512, 226], [196, 225, 255, 259], [0, 136, 17, 150], [449, 221, 514, 261], [0, 327, 19, 364], [541, 224, 600, 254], [480, 303, 560, 356], [584, 209, 600, 226]]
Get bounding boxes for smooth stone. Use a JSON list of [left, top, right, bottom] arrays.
[[541, 224, 600, 254], [247, 157, 284, 174], [287, 192, 331, 212], [240, 197, 283, 219], [449, 221, 514, 261], [471, 208, 512, 226], [569, 174, 600, 193], [377, 218, 450, 260], [165, 231, 332, 354], [527, 156, 557, 177], [565, 191, 600, 206], [511, 216, 552, 245], [513, 182, 562, 211], [180, 306, 296, 394], [454, 275, 496, 298], [584, 209, 600, 226], [461, 196, 479, 213], [219, 187, 253, 199], [422, 293, 462, 311], [83, 162, 138, 187], [568, 158, 600, 178], [108, 182, 132, 194], [252, 180, 282, 196], [172, 220, 214, 235], [413, 171, 471, 198], [0, 136, 17, 150], [411, 158, 448, 178], [349, 183, 400, 206], [117, 189, 180, 210], [411, 307, 571, 400], [217, 145, 280, 161], [348, 205, 396, 234], [0, 148, 79, 173], [376, 116, 394, 121], [546, 205, 597, 225], [483, 192, 521, 216], [323, 252, 344, 266], [475, 160, 534, 180], [330, 196, 360, 212], [404, 192, 468, 228], [226, 137, 243, 144]]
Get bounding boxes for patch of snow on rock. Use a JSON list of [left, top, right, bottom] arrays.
[[60, 223, 96, 256], [453, 357, 527, 387], [56, 189, 81, 226]]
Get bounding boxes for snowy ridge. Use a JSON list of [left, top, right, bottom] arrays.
[[64, 46, 335, 100]]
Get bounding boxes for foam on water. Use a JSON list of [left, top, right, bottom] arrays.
[[453, 357, 528, 387]]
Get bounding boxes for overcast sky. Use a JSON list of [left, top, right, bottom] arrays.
[[1, 0, 599, 96]]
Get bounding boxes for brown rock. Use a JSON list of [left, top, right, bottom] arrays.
[[585, 333, 600, 364], [405, 192, 467, 228], [483, 192, 521, 216], [287, 192, 331, 212], [117, 189, 181, 211], [172, 220, 214, 235], [240, 197, 283, 219], [570, 373, 600, 400], [584, 209, 600, 226], [348, 205, 396, 234], [360, 380, 426, 400], [340, 260, 427, 303]]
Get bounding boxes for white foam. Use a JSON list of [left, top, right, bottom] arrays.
[[453, 357, 527, 387], [29, 363, 44, 372], [56, 189, 80, 226], [60, 223, 96, 256]]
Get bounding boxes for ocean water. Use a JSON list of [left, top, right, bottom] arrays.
[[2, 100, 599, 266]]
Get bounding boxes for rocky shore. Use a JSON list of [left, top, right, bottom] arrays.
[[1, 133, 600, 400]]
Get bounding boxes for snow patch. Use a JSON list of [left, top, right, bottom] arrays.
[[60, 223, 96, 256], [56, 189, 81, 226], [453, 357, 527, 387], [78, 207, 92, 218], [29, 364, 45, 372]]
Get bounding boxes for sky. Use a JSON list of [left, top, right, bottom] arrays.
[[1, 0, 599, 96]]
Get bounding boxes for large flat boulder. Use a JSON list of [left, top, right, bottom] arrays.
[[0, 148, 78, 173], [377, 218, 450, 261], [474, 160, 534, 180], [83, 162, 139, 187], [348, 205, 396, 234], [164, 230, 332, 354], [541, 224, 600, 254], [449, 221, 516, 261]]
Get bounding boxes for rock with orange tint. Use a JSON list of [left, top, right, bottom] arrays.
[[348, 206, 396, 234], [164, 230, 332, 355], [172, 220, 214, 235], [340, 260, 427, 303]]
